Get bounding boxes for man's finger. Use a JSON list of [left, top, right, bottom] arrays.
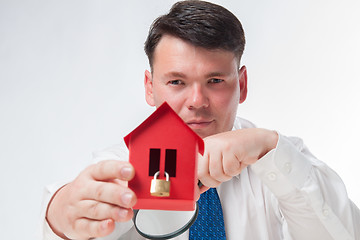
[[72, 218, 115, 239], [89, 160, 134, 181], [198, 152, 221, 187], [78, 200, 134, 222], [86, 181, 137, 208], [199, 185, 210, 194], [208, 150, 232, 182], [222, 150, 242, 177]]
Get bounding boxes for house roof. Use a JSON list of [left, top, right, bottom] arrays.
[[124, 102, 204, 155]]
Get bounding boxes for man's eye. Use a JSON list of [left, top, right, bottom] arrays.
[[168, 80, 183, 85], [209, 78, 224, 84]]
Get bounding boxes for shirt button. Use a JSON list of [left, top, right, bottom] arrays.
[[283, 162, 292, 174], [267, 172, 277, 181], [322, 209, 330, 218]]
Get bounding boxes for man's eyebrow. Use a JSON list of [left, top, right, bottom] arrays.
[[164, 71, 187, 78], [164, 71, 228, 78], [205, 72, 228, 78]]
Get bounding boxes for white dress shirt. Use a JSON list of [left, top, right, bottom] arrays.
[[41, 117, 360, 240]]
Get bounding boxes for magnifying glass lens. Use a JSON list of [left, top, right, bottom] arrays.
[[134, 203, 198, 239]]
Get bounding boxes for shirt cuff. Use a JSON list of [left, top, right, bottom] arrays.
[[40, 181, 68, 240], [42, 219, 67, 240], [250, 133, 312, 197]]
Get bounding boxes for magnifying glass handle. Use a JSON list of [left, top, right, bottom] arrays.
[[132, 209, 139, 222]]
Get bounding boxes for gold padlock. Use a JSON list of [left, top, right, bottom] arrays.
[[150, 171, 170, 197]]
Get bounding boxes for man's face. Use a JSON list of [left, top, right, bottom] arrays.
[[145, 35, 247, 138]]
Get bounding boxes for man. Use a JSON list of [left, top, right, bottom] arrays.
[[42, 1, 360, 239]]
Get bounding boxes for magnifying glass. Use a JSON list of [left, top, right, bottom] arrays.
[[133, 202, 198, 239], [132, 182, 202, 239]]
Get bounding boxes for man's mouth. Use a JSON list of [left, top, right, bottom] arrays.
[[186, 120, 214, 129]]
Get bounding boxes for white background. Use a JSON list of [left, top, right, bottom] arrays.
[[1, 0, 359, 239]]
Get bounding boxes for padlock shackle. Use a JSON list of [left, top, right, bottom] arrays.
[[154, 170, 169, 181]]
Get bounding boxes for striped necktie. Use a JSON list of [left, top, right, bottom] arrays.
[[189, 188, 226, 240]]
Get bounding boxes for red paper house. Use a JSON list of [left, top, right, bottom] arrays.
[[124, 102, 204, 211]]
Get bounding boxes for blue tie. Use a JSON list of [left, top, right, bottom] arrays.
[[189, 188, 226, 240]]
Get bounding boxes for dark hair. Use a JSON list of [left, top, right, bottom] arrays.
[[144, 0, 245, 71]]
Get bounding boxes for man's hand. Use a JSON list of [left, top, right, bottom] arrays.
[[198, 128, 278, 189], [46, 160, 137, 240]]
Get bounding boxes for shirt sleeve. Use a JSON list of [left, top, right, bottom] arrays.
[[250, 133, 360, 240]]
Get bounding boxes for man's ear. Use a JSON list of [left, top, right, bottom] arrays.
[[144, 70, 156, 106], [239, 66, 248, 104]]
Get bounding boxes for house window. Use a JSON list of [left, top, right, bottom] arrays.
[[165, 149, 177, 177], [149, 148, 160, 176]]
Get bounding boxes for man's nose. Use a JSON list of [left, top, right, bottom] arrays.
[[187, 84, 209, 109]]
